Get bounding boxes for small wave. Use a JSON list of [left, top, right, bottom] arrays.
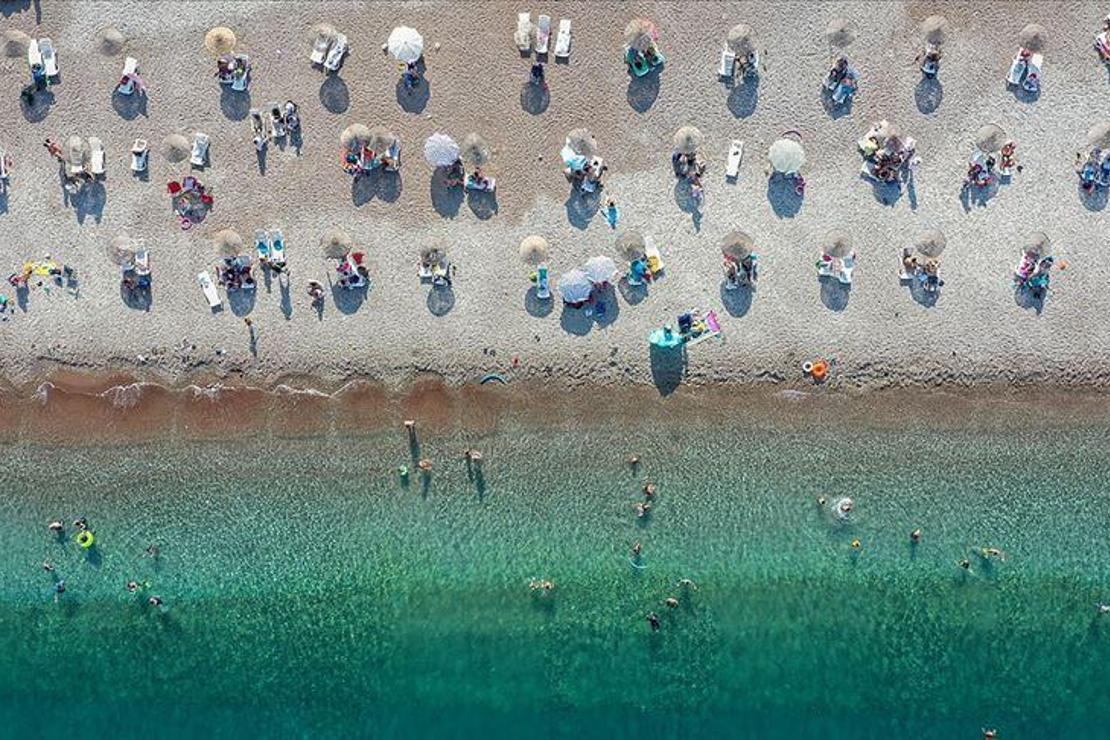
[[273, 384, 331, 399], [775, 389, 809, 401], [33, 382, 55, 405], [98, 382, 146, 409], [188, 383, 224, 401]]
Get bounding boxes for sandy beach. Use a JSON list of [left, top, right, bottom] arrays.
[[1, 0, 1109, 396]]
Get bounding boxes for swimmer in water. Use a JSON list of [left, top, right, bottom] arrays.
[[144, 544, 160, 558], [642, 482, 656, 498], [676, 578, 698, 591], [529, 579, 555, 592], [646, 612, 661, 631], [910, 528, 922, 543], [816, 495, 827, 506], [850, 539, 861, 550], [418, 459, 432, 473], [627, 454, 640, 468], [983, 730, 997, 740], [837, 498, 854, 517], [127, 580, 139, 593], [53, 580, 66, 603], [634, 502, 652, 518], [73, 517, 88, 531], [48, 520, 64, 533], [42, 560, 55, 573], [1097, 603, 1110, 614], [663, 597, 679, 608], [631, 542, 642, 557], [958, 558, 971, 571], [148, 595, 163, 607], [978, 547, 1006, 561]]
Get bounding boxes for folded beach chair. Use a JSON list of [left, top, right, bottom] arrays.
[[726, 140, 743, 179], [268, 103, 286, 139], [554, 19, 572, 58], [535, 15, 551, 54], [1006, 51, 1026, 86], [27, 38, 42, 71], [515, 12, 532, 52], [39, 38, 58, 77], [1022, 53, 1042, 92], [190, 132, 209, 167], [311, 32, 331, 65], [255, 229, 270, 261], [718, 47, 736, 78], [324, 33, 348, 72], [66, 139, 85, 176], [536, 265, 551, 299], [269, 227, 286, 265], [88, 137, 105, 176], [198, 271, 221, 308]]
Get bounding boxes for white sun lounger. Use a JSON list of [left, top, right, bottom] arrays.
[[255, 229, 270, 261], [535, 14, 551, 54], [310, 32, 331, 65], [0, 150, 9, 190], [130, 139, 148, 171], [118, 57, 138, 94], [27, 38, 42, 71], [231, 62, 249, 91], [88, 137, 105, 176], [726, 140, 743, 179], [269, 227, 286, 264], [190, 132, 209, 167], [718, 47, 736, 78], [554, 19, 572, 58], [39, 38, 58, 77], [1006, 51, 1026, 85], [66, 139, 85, 176], [515, 12, 532, 52], [198, 271, 221, 308], [324, 33, 347, 72]]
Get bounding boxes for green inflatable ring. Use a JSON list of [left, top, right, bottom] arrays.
[[76, 530, 95, 549]]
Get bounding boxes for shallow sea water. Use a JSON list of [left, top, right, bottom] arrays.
[[1, 411, 1109, 738]]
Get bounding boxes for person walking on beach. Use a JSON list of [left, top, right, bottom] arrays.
[[530, 60, 546, 90], [43, 138, 63, 161]]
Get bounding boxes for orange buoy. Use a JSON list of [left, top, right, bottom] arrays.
[[810, 360, 829, 381]]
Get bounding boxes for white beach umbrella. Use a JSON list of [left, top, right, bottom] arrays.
[[768, 137, 806, 174], [584, 255, 617, 285], [388, 26, 424, 63], [557, 269, 592, 303], [519, 235, 549, 265], [1087, 122, 1110, 149], [424, 133, 460, 167]]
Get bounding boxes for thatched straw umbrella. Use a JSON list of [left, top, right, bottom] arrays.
[[624, 18, 657, 51], [213, 229, 245, 257], [1023, 231, 1051, 257], [727, 24, 756, 56], [64, 136, 87, 167], [519, 235, 549, 265], [672, 126, 703, 155], [106, 235, 138, 266], [162, 133, 191, 162], [366, 126, 396, 153], [1087, 122, 1110, 149], [340, 124, 372, 150], [920, 16, 948, 46], [566, 128, 598, 158], [975, 124, 1007, 153], [204, 27, 237, 55], [420, 246, 446, 266], [1019, 23, 1047, 52], [320, 229, 352, 259], [822, 229, 853, 258], [826, 18, 856, 48], [95, 27, 125, 56], [915, 229, 947, 258], [460, 133, 490, 166], [309, 23, 338, 46], [616, 231, 647, 261], [2, 29, 31, 58], [720, 231, 754, 261]]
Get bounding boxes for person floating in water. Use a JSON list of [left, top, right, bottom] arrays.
[[977, 547, 1006, 561], [148, 595, 164, 607], [529, 579, 555, 593], [73, 517, 88, 531], [634, 502, 652, 518], [646, 612, 661, 631], [144, 544, 160, 558], [663, 597, 679, 609], [642, 482, 656, 499], [631, 542, 642, 557], [48, 520, 64, 533], [910, 528, 922, 543], [1096, 603, 1110, 615], [626, 454, 639, 468], [676, 578, 698, 591], [850, 539, 861, 550], [958, 558, 971, 571], [42, 560, 54, 573], [52, 580, 66, 603]]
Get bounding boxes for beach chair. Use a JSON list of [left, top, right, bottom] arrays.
[[88, 137, 105, 176], [255, 229, 270, 261], [726, 140, 743, 179], [535, 15, 551, 54], [515, 12, 532, 53], [324, 33, 348, 72], [268, 103, 286, 139], [1006, 52, 1026, 85], [831, 72, 857, 104], [718, 47, 736, 79], [311, 32, 331, 65], [645, 244, 664, 276], [536, 265, 551, 299], [269, 227, 286, 265], [465, 174, 496, 192], [27, 38, 42, 72], [231, 57, 250, 91], [117, 57, 138, 94], [1022, 53, 1042, 92], [198, 271, 221, 308], [626, 47, 651, 77], [190, 132, 209, 167], [554, 19, 571, 58], [65, 140, 85, 176], [39, 38, 58, 77]]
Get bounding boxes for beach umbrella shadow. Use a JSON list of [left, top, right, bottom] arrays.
[[626, 68, 660, 113], [330, 280, 367, 314], [559, 304, 593, 335], [1014, 285, 1045, 315], [862, 173, 904, 206], [227, 288, 257, 316], [466, 189, 498, 220], [430, 171, 464, 218], [319, 75, 349, 113], [766, 174, 803, 218], [564, 190, 601, 230], [73, 181, 107, 225], [1008, 83, 1039, 104], [905, 277, 940, 308], [524, 286, 553, 317], [719, 281, 753, 317], [520, 81, 549, 115], [820, 86, 853, 119], [111, 90, 148, 120], [914, 77, 943, 114], [1079, 185, 1108, 212], [21, 86, 55, 123], [427, 285, 455, 316], [220, 87, 251, 120], [592, 284, 620, 327], [618, 277, 648, 306], [352, 171, 402, 206], [121, 284, 153, 311], [396, 77, 430, 113], [649, 343, 686, 396], [726, 76, 759, 118], [818, 276, 850, 311]]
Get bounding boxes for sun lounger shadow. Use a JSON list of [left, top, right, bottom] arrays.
[[564, 190, 601, 230], [914, 77, 943, 114], [0, 192, 8, 216], [111, 89, 147, 120], [427, 285, 455, 316], [396, 77, 430, 113], [524, 286, 553, 317], [329, 279, 367, 315], [618, 277, 648, 305], [559, 304, 592, 335], [520, 81, 550, 115], [279, 279, 292, 319], [1014, 285, 1046, 314], [767, 174, 803, 218], [592, 285, 620, 327], [861, 173, 903, 207], [649, 342, 686, 396], [319, 75, 349, 113], [74, 181, 106, 225], [227, 289, 256, 317], [626, 68, 660, 113], [727, 76, 759, 118], [430, 172, 464, 218], [219, 87, 251, 121], [720, 281, 753, 317], [352, 170, 402, 206], [20, 86, 54, 123], [818, 275, 850, 311], [121, 284, 152, 312], [466, 189, 498, 220]]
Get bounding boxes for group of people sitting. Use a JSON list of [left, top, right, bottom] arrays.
[[342, 144, 400, 177], [899, 250, 943, 294], [1076, 147, 1110, 192], [965, 143, 1018, 188], [824, 56, 859, 104], [918, 43, 942, 77], [216, 255, 255, 291], [625, 44, 665, 76], [334, 251, 368, 290], [564, 159, 606, 193], [215, 54, 250, 88], [167, 177, 214, 227], [1014, 250, 1054, 299], [672, 150, 707, 203], [1096, 14, 1110, 63], [7, 256, 65, 291], [857, 121, 919, 185], [723, 254, 757, 289]]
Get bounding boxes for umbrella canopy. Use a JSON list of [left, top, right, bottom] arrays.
[[310, 23, 338, 45], [420, 246, 446, 265], [2, 29, 31, 58], [366, 126, 397, 153], [424, 133, 460, 167], [566, 128, 598, 158], [768, 137, 806, 174], [106, 235, 137, 266], [557, 269, 592, 303], [320, 229, 352, 259], [974, 123, 1007, 153], [1087, 122, 1110, 149], [213, 229, 245, 257], [204, 27, 236, 55], [1022, 231, 1051, 257], [519, 235, 549, 265], [727, 23, 756, 56], [1019, 23, 1047, 52], [720, 231, 754, 261], [95, 27, 125, 56], [64, 136, 87, 165], [584, 255, 617, 285], [162, 133, 191, 162], [822, 229, 853, 258], [920, 15, 948, 45], [616, 231, 647, 261], [672, 126, 703, 155], [460, 133, 490, 166], [876, 120, 902, 142], [826, 17, 856, 48], [340, 123, 372, 150], [388, 26, 424, 62], [624, 18, 657, 51], [915, 229, 947, 258]]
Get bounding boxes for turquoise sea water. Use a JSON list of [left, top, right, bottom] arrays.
[[2, 408, 1109, 738]]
